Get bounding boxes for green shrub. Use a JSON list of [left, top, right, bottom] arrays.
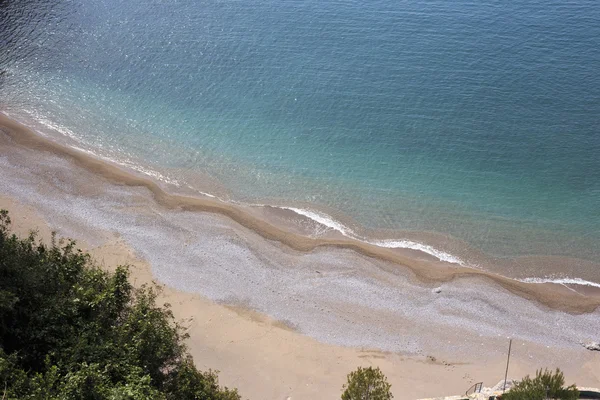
[[341, 366, 393, 400], [0, 209, 241, 399], [502, 368, 579, 400]]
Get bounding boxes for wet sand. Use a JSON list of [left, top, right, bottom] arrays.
[[1, 113, 600, 398]]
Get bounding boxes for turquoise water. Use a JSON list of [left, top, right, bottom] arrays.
[[1, 0, 599, 269]]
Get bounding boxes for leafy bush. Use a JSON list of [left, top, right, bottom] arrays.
[[502, 368, 579, 400], [341, 366, 393, 400], [0, 210, 241, 399]]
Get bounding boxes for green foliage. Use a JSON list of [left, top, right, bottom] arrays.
[[0, 210, 241, 399], [341, 366, 393, 400], [162, 357, 240, 400], [502, 368, 579, 400]]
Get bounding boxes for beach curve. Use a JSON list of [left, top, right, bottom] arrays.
[[1, 112, 599, 314]]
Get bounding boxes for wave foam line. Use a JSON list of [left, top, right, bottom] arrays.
[[519, 277, 600, 288], [371, 239, 465, 265], [276, 206, 466, 265], [278, 207, 357, 237]]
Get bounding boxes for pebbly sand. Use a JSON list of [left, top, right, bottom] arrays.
[[1, 114, 599, 399]]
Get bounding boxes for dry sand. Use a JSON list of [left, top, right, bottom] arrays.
[[1, 114, 600, 399]]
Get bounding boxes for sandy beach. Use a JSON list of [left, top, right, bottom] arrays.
[[1, 114, 600, 399]]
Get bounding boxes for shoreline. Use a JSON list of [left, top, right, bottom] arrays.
[[1, 112, 599, 314]]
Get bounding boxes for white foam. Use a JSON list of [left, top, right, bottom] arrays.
[[199, 190, 216, 198], [519, 277, 600, 288], [277, 206, 357, 237], [370, 239, 465, 265], [274, 206, 466, 265]]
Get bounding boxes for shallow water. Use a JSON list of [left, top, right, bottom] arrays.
[[1, 0, 599, 279]]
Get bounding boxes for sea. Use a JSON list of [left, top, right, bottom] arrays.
[[1, 0, 599, 284]]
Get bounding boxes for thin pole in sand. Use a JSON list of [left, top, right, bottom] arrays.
[[503, 338, 513, 393]]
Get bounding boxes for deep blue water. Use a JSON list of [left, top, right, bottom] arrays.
[[1, 0, 599, 268]]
